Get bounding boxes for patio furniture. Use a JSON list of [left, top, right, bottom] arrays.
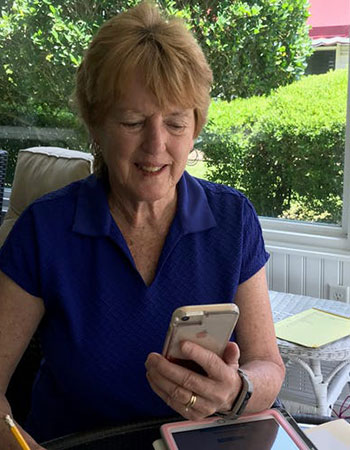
[[271, 290, 350, 417], [1, 146, 93, 425], [0, 146, 93, 247], [0, 149, 8, 224]]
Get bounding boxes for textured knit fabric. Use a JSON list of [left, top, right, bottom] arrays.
[[0, 172, 269, 442]]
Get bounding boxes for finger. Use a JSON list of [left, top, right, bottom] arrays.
[[146, 352, 206, 386], [222, 342, 240, 368], [146, 353, 221, 413], [146, 352, 216, 400], [146, 373, 212, 420], [146, 350, 238, 414], [146, 351, 232, 411], [180, 341, 230, 381], [146, 368, 216, 417], [147, 368, 192, 406]]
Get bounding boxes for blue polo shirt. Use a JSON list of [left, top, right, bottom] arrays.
[[0, 172, 269, 442]]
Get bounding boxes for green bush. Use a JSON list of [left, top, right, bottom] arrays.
[[199, 69, 348, 223], [0, 0, 311, 184]]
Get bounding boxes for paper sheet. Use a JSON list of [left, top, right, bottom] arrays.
[[304, 419, 350, 449], [153, 438, 167, 450], [275, 308, 350, 347]]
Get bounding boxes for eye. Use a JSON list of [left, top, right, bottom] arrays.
[[166, 122, 186, 132], [121, 122, 144, 129]]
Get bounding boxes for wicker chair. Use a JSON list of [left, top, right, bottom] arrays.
[[0, 149, 8, 224]]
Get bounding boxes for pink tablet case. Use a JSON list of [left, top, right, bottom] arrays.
[[161, 409, 311, 450]]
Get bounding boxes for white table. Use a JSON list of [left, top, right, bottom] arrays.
[[270, 291, 350, 416]]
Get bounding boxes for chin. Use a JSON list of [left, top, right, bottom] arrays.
[[133, 178, 177, 201], [136, 193, 169, 203], [133, 186, 175, 203]]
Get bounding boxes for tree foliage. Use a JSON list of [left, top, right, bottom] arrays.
[[171, 0, 312, 99], [0, 0, 312, 129], [0, 0, 313, 195]]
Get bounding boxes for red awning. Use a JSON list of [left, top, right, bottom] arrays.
[[308, 0, 350, 40]]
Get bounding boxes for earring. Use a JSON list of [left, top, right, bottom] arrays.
[[89, 141, 102, 157], [187, 148, 199, 166]]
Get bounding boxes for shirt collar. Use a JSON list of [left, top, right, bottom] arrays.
[[73, 175, 112, 236], [73, 172, 216, 237], [177, 171, 217, 233]]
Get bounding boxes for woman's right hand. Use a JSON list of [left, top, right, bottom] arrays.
[[0, 425, 46, 449], [0, 417, 46, 449], [0, 396, 46, 449]]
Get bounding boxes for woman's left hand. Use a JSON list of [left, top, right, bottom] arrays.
[[145, 341, 242, 420]]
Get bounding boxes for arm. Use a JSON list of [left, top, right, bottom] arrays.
[[233, 266, 285, 413], [145, 267, 285, 419], [0, 270, 46, 449]]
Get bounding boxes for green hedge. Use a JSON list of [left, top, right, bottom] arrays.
[[199, 70, 347, 223]]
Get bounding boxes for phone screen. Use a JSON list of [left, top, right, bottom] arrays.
[[167, 357, 207, 375], [170, 418, 301, 450]]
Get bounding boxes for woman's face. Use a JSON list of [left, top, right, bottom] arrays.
[[94, 76, 196, 205]]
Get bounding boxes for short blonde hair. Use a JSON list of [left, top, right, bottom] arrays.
[[75, 1, 213, 176]]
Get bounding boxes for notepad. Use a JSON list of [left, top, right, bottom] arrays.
[[153, 439, 167, 450], [275, 308, 350, 347], [304, 419, 350, 450]]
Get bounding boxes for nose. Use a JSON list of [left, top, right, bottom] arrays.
[[142, 118, 166, 155]]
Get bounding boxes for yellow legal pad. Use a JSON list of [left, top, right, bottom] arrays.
[[275, 308, 350, 348]]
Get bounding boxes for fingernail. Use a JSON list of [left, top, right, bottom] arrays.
[[181, 341, 190, 353], [145, 352, 160, 367]]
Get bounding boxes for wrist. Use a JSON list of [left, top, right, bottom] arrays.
[[217, 368, 253, 420]]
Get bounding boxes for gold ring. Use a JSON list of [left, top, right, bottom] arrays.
[[185, 393, 197, 411]]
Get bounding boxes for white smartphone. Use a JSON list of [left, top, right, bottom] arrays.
[[160, 408, 317, 450], [162, 304, 239, 374]]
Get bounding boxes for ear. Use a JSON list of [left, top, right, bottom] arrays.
[[192, 109, 202, 140], [89, 127, 100, 146]]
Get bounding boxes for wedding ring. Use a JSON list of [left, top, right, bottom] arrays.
[[185, 393, 197, 411]]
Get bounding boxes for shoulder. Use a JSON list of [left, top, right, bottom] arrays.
[[195, 177, 243, 198], [25, 174, 102, 222], [31, 176, 89, 211], [193, 176, 256, 216], [8, 175, 97, 241]]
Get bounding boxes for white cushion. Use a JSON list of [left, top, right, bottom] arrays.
[[0, 146, 93, 246]]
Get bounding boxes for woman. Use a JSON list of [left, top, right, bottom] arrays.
[[0, 1, 285, 448]]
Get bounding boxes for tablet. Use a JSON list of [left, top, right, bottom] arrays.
[[160, 409, 317, 450]]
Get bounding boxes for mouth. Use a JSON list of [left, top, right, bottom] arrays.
[[135, 163, 167, 174]]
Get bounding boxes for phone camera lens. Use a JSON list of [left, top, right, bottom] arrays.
[[181, 316, 190, 321]]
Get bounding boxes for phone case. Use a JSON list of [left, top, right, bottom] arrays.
[[162, 303, 239, 360]]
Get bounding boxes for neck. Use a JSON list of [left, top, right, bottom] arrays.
[[108, 190, 177, 229]]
